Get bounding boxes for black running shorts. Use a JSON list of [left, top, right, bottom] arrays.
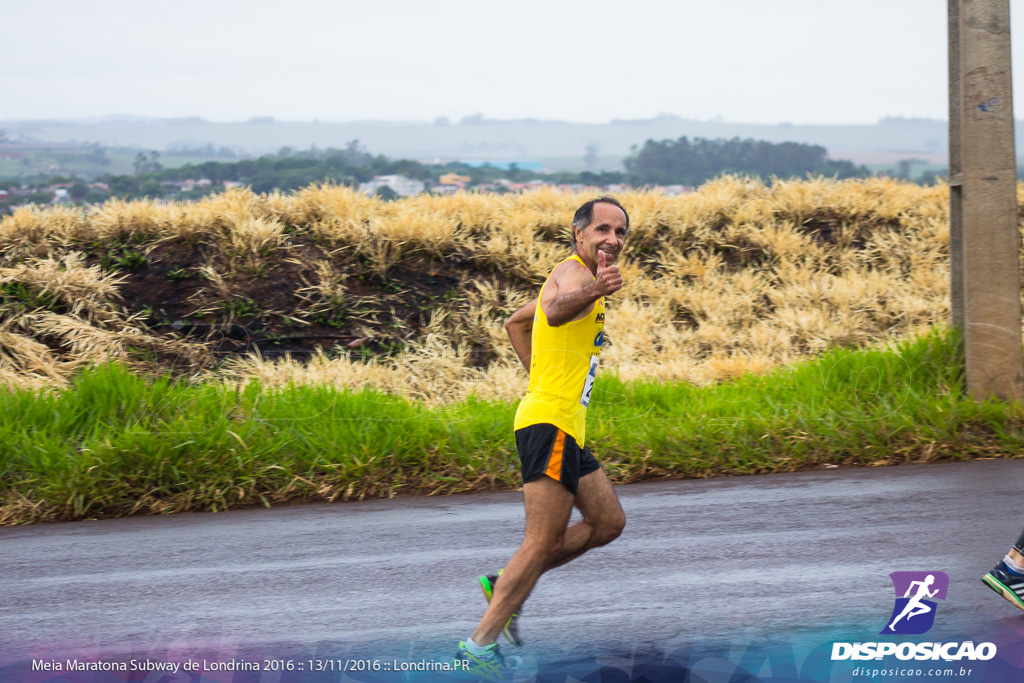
[[515, 423, 600, 496]]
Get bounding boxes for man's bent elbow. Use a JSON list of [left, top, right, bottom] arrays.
[[505, 319, 531, 334]]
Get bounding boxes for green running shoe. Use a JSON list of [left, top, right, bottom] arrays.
[[479, 570, 522, 647], [455, 640, 516, 681]]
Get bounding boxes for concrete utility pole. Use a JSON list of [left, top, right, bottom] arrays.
[[948, 0, 1024, 400]]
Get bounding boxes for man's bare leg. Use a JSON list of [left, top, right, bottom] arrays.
[[471, 476, 573, 645], [545, 468, 625, 571], [471, 470, 626, 645]]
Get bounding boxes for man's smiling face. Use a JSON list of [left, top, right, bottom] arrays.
[[574, 201, 628, 270]]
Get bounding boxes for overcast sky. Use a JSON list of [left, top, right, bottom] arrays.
[[2, 0, 1020, 125]]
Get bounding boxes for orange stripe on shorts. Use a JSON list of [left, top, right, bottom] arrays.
[[546, 429, 565, 481]]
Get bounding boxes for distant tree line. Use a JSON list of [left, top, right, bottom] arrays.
[[102, 137, 866, 199], [102, 141, 603, 199], [104, 142, 440, 197], [625, 136, 868, 185], [0, 137, 874, 212]]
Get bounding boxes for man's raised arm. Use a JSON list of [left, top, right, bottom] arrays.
[[542, 251, 622, 327]]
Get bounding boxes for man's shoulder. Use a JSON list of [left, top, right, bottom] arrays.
[[549, 255, 592, 285]]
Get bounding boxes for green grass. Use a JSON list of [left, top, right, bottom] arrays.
[[1, 327, 1021, 524]]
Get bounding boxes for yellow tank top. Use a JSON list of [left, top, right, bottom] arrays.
[[514, 254, 606, 446]]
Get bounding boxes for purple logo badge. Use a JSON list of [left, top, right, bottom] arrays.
[[880, 571, 949, 635]]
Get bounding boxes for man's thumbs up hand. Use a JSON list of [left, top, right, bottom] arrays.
[[593, 250, 623, 296]]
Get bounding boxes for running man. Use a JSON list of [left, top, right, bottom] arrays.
[[888, 575, 938, 631], [982, 533, 1024, 611], [456, 197, 629, 677]]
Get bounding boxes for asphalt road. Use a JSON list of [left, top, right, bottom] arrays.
[[4, 460, 1024, 679]]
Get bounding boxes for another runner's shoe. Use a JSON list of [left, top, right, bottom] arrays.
[[479, 570, 523, 647], [982, 561, 1024, 612], [456, 641, 515, 681]]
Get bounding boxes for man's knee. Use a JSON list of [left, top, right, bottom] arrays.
[[593, 512, 625, 547], [524, 533, 566, 564]]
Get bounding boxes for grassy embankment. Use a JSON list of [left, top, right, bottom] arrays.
[[1, 177, 1023, 524], [2, 328, 1022, 525], [0, 177, 961, 395]]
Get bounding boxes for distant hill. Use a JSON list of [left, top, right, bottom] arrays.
[[0, 114, 981, 171]]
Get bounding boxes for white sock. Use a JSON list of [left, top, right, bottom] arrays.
[[1004, 554, 1024, 574], [464, 638, 493, 654]]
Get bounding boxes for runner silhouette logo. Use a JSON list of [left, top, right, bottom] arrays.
[[880, 571, 949, 635]]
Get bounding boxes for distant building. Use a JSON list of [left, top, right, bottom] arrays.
[[358, 175, 425, 197], [52, 188, 70, 204], [439, 172, 471, 188]]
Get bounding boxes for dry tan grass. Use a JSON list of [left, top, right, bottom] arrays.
[[0, 252, 213, 389], [90, 198, 172, 241], [0, 177, 973, 400], [0, 205, 93, 254], [0, 253, 126, 323]]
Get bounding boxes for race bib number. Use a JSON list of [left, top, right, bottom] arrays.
[[580, 355, 600, 407]]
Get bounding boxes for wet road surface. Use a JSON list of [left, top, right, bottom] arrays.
[[3, 460, 1024, 665]]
